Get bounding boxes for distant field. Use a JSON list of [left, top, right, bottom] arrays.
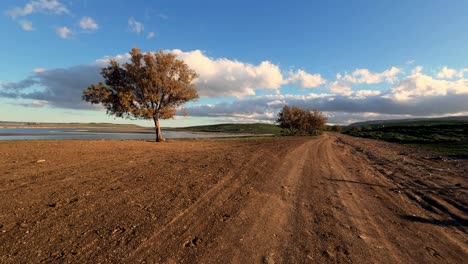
[[167, 123, 282, 135], [344, 121, 468, 158]]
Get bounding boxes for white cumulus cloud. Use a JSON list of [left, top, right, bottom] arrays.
[[286, 69, 326, 88], [353, 89, 381, 98], [19, 20, 34, 31], [170, 49, 285, 97], [339, 67, 401, 84], [390, 68, 468, 101], [329, 81, 353, 96], [147, 32, 156, 39], [56, 26, 72, 39], [128, 17, 144, 34], [436, 66, 468, 79], [79, 17, 98, 31], [7, 0, 69, 18], [411, 66, 423, 75]]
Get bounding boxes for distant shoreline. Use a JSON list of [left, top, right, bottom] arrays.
[[0, 123, 283, 136], [0, 127, 227, 135], [0, 127, 267, 141]]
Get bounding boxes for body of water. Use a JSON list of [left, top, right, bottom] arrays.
[[0, 128, 252, 141]]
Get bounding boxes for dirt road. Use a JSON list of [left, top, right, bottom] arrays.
[[0, 134, 466, 263]]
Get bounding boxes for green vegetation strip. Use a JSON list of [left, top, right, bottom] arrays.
[[343, 122, 468, 158], [167, 123, 283, 135]]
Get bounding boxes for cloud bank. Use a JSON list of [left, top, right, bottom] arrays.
[[1, 49, 467, 124]]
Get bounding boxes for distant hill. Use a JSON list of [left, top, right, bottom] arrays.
[[167, 123, 282, 135], [348, 116, 468, 127]]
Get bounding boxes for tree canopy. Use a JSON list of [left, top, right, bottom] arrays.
[[83, 48, 199, 142], [277, 105, 327, 135]]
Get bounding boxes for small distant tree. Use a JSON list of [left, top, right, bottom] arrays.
[[277, 105, 306, 135], [83, 48, 199, 142], [277, 105, 327, 135], [331, 125, 342, 132]]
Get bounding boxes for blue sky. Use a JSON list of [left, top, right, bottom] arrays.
[[1, 0, 468, 126]]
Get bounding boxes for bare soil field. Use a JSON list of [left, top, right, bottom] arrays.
[[0, 134, 466, 263]]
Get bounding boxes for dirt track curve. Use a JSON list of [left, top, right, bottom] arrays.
[[0, 134, 467, 263]]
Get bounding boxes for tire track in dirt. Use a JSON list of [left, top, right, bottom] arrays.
[[126, 140, 309, 263], [321, 135, 406, 263], [212, 138, 314, 263], [282, 136, 356, 263]]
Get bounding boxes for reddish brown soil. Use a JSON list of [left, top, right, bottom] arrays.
[[0, 134, 466, 263]]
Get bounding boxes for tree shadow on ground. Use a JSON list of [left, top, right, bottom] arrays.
[[325, 178, 389, 188], [326, 178, 466, 191], [399, 214, 467, 227]]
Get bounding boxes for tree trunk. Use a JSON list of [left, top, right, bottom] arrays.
[[153, 118, 163, 142]]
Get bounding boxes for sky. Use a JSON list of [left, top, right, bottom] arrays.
[[1, 0, 468, 127]]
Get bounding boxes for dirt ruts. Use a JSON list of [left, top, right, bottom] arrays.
[[0, 134, 466, 263]]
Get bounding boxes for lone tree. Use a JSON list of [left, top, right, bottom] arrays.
[[83, 48, 199, 142]]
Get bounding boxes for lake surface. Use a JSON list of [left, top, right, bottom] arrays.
[[0, 128, 253, 141]]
